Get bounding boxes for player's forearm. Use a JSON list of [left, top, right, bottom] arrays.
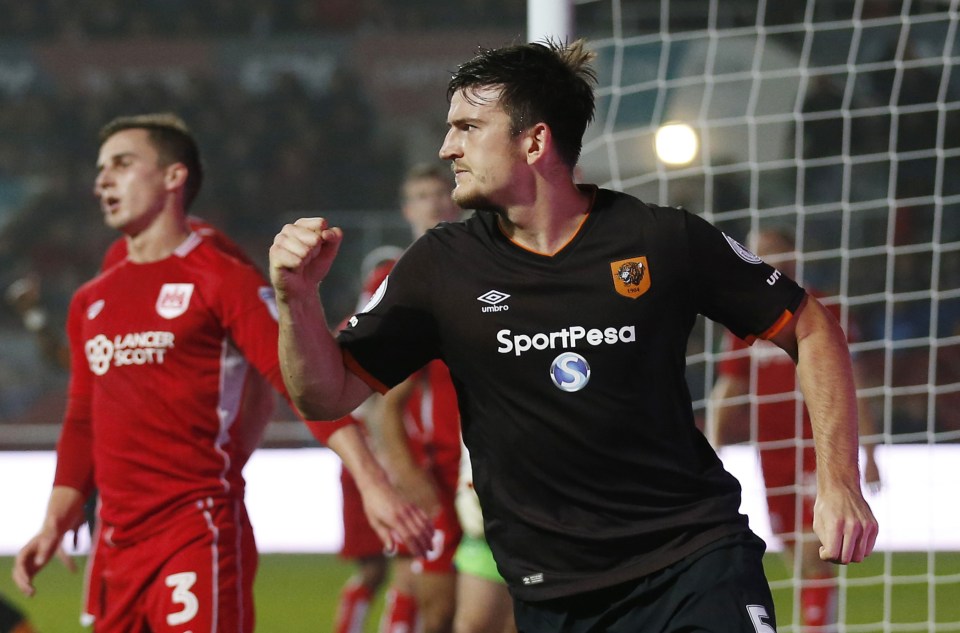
[[41, 486, 88, 538], [326, 424, 393, 495], [276, 292, 352, 420], [378, 426, 420, 479], [793, 300, 862, 487], [370, 379, 420, 476]]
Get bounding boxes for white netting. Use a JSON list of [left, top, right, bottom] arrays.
[[570, 1, 960, 631]]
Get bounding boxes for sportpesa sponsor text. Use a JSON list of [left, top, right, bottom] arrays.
[[497, 325, 636, 356]]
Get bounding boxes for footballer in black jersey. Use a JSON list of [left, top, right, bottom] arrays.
[[272, 38, 877, 632], [339, 186, 805, 600]]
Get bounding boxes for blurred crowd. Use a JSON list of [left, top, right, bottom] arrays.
[[0, 0, 524, 39]]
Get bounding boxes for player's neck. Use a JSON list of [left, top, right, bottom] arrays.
[[498, 181, 592, 256], [124, 210, 192, 264]]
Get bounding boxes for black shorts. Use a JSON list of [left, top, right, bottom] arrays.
[[512, 532, 777, 633]]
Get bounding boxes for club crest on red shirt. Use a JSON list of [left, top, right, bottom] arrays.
[[156, 283, 194, 319]]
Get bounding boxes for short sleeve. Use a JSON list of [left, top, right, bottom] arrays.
[[338, 238, 442, 390], [685, 213, 806, 341]]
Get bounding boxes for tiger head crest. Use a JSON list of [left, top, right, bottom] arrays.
[[610, 256, 651, 299]]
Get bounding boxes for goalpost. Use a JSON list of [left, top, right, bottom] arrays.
[[531, 1, 960, 631]]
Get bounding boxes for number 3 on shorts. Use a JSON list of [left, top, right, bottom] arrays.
[[747, 605, 776, 633], [165, 571, 199, 626]]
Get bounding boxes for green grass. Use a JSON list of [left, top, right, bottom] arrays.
[[1, 552, 958, 631], [763, 552, 960, 631], [0, 553, 387, 633]]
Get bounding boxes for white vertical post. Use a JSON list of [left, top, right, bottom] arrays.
[[527, 0, 574, 42]]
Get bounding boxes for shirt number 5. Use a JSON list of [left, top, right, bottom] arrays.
[[747, 605, 776, 633]]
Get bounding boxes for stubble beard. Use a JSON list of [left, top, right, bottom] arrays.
[[451, 185, 505, 217]]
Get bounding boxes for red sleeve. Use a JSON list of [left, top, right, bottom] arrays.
[[211, 258, 356, 440], [53, 292, 95, 496], [304, 416, 358, 445], [206, 258, 289, 396]]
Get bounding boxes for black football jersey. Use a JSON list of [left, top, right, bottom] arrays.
[[339, 186, 806, 600]]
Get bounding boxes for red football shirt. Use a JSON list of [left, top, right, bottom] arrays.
[[56, 234, 305, 542]]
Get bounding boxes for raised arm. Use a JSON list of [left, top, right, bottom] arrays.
[[269, 218, 373, 420], [770, 295, 879, 564]]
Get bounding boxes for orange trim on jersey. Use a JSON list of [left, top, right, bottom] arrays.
[[747, 308, 796, 344], [497, 185, 598, 256], [343, 349, 391, 394]]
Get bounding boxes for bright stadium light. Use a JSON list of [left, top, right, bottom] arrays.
[[654, 122, 699, 166]]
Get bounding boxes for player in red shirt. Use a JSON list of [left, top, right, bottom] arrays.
[[9, 217, 277, 628], [709, 227, 881, 631], [11, 113, 431, 632], [98, 217, 279, 629]]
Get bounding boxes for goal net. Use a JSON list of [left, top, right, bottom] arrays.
[[567, 1, 960, 631]]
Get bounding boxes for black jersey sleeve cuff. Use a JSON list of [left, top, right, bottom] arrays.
[[343, 349, 391, 395]]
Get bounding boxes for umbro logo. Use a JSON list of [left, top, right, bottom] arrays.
[[478, 290, 510, 305], [477, 290, 510, 313]]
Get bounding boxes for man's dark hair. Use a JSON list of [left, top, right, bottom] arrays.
[[99, 113, 203, 209], [447, 38, 597, 168]]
